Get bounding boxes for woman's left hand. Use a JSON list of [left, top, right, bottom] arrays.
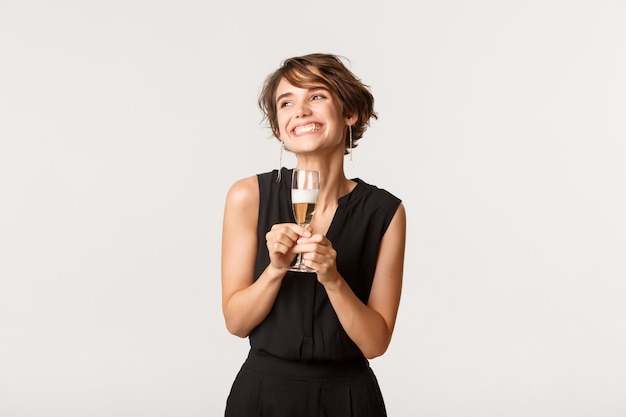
[[293, 233, 341, 286]]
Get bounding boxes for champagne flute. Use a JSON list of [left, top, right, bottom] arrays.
[[287, 169, 320, 272]]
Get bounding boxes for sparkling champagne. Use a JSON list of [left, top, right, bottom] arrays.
[[287, 170, 320, 272], [291, 189, 318, 226], [292, 202, 316, 226]]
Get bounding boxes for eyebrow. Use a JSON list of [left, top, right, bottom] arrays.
[[275, 86, 328, 104], [275, 92, 293, 103]]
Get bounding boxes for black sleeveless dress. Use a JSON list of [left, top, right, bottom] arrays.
[[225, 168, 402, 417]]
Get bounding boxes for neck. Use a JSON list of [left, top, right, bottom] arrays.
[[294, 144, 356, 204]]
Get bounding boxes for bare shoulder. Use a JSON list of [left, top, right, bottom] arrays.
[[225, 175, 259, 208], [393, 202, 407, 227]]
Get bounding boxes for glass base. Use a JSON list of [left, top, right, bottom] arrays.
[[285, 264, 316, 273]]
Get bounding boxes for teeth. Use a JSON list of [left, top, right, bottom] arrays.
[[294, 124, 321, 135]]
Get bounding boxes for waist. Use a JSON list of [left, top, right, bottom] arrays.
[[244, 350, 369, 379]]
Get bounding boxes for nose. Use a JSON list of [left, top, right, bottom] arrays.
[[295, 101, 311, 117]]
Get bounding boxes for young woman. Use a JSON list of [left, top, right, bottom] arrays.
[[221, 53, 406, 417]]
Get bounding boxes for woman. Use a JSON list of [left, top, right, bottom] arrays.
[[222, 53, 406, 417]]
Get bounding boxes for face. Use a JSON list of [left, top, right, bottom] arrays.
[[275, 76, 347, 156]]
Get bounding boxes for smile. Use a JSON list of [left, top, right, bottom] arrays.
[[293, 123, 321, 135]]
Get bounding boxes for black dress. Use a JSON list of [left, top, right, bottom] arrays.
[[225, 168, 402, 417]]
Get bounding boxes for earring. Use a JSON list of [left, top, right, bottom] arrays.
[[349, 125, 353, 162], [277, 141, 285, 182]]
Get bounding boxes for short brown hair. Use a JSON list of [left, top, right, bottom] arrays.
[[258, 53, 377, 154]]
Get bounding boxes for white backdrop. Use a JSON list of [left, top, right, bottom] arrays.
[[1, 1, 625, 416]]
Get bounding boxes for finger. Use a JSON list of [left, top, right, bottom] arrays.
[[270, 224, 311, 241], [267, 228, 298, 247], [267, 239, 291, 255], [297, 233, 328, 246]]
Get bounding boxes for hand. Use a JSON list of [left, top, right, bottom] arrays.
[[265, 223, 311, 270], [293, 233, 340, 285]]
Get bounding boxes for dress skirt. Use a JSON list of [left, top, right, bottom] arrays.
[[224, 350, 387, 417]]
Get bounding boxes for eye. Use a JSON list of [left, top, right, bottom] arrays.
[[279, 100, 293, 108], [311, 94, 326, 101]]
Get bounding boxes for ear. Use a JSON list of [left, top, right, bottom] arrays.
[[345, 114, 358, 126]]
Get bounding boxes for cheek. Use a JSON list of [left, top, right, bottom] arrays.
[[276, 116, 290, 138]]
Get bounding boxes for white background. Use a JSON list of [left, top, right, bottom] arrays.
[[1, 1, 625, 416]]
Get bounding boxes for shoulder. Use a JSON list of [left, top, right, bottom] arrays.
[[225, 175, 260, 209], [225, 169, 284, 208]]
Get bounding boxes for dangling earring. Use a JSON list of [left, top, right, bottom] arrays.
[[348, 125, 353, 162], [277, 141, 285, 182]]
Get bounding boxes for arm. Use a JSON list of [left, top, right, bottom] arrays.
[[303, 203, 406, 358], [221, 176, 310, 337], [221, 176, 281, 337]]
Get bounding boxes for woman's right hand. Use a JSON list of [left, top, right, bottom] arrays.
[[265, 223, 312, 270]]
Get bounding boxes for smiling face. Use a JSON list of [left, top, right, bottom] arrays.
[[258, 54, 377, 155], [275, 76, 347, 156]]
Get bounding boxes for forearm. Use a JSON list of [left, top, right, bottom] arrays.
[[323, 275, 392, 359], [223, 265, 285, 338]]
